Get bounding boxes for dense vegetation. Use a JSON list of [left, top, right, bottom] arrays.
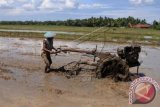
[[0, 16, 160, 30], [0, 16, 148, 27]]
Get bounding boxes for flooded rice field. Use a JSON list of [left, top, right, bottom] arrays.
[[0, 37, 160, 107]]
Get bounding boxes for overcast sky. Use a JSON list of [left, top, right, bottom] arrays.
[[0, 0, 159, 22]]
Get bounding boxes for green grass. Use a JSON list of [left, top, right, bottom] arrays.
[[0, 25, 95, 32], [0, 25, 160, 45], [0, 25, 160, 35]]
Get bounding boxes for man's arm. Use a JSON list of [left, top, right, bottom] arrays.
[[43, 48, 52, 53], [52, 46, 57, 51]]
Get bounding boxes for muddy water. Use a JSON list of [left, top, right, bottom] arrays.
[[0, 37, 160, 107]]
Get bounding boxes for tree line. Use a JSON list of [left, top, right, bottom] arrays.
[[153, 20, 160, 30], [0, 16, 160, 29]]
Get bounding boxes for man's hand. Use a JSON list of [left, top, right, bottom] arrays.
[[50, 50, 61, 55], [50, 51, 56, 54]]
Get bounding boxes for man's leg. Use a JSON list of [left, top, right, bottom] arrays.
[[43, 65, 51, 73], [41, 53, 51, 73], [47, 54, 52, 72]]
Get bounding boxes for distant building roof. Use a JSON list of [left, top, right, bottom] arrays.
[[132, 24, 152, 28]]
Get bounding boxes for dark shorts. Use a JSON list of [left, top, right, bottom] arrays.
[[41, 52, 52, 66]]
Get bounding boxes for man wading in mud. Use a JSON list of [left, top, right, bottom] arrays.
[[41, 32, 60, 73]]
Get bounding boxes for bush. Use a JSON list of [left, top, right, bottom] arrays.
[[155, 25, 160, 30]]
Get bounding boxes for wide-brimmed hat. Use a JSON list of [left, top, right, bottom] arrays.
[[44, 32, 56, 38]]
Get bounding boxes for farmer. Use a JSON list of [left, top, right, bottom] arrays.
[[41, 32, 59, 73]]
